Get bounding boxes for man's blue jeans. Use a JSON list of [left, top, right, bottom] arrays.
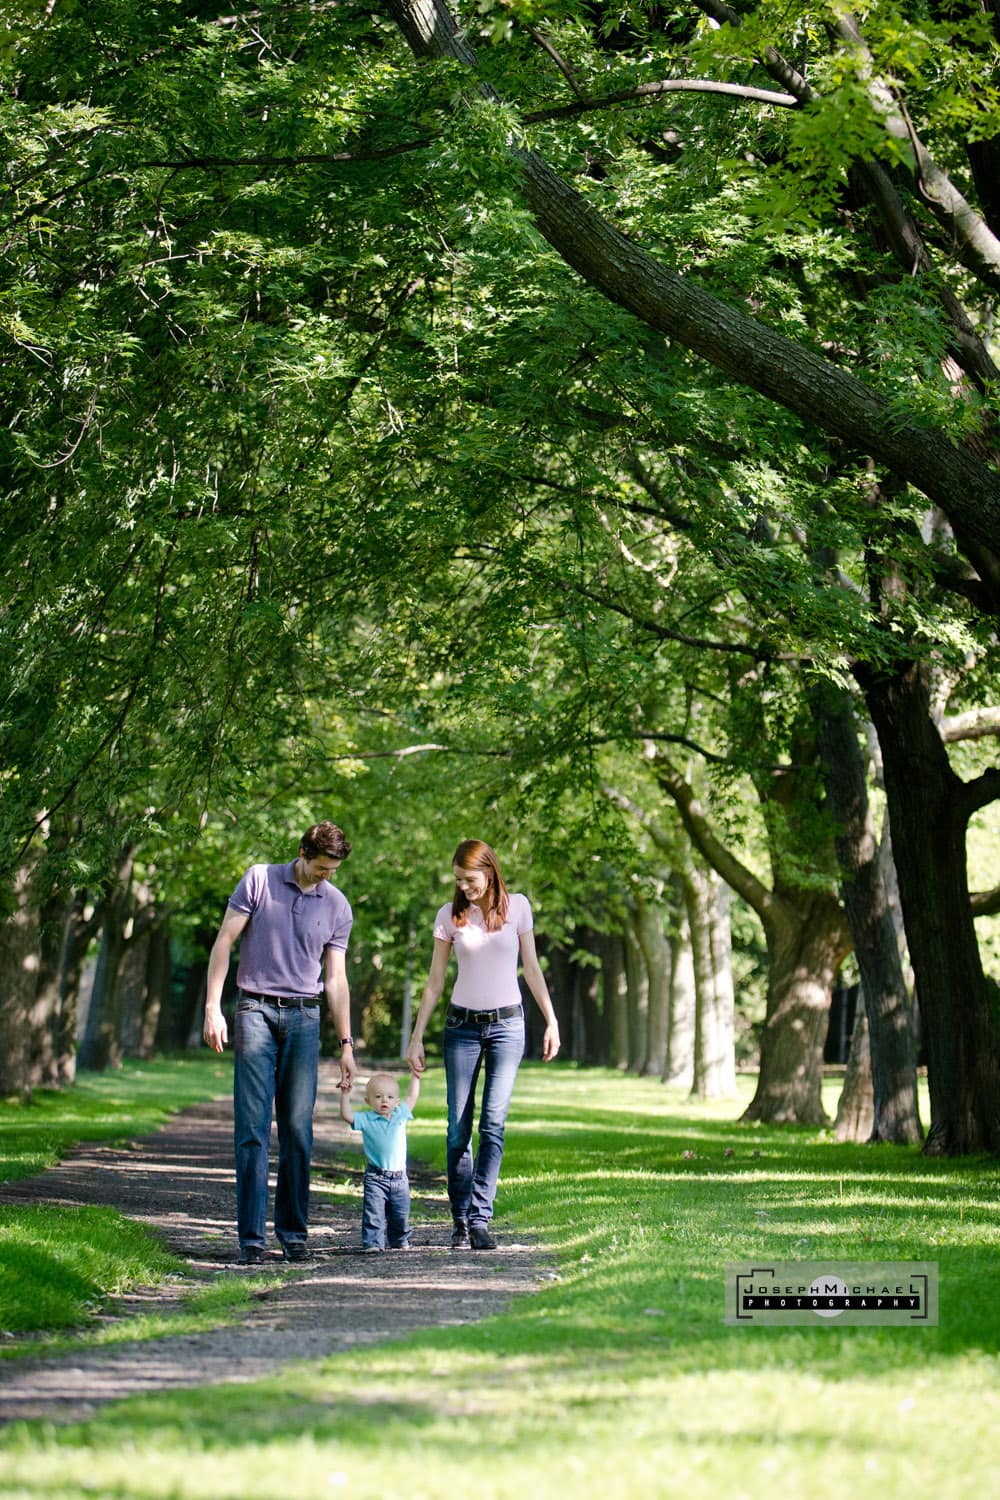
[[361, 1166, 411, 1249], [443, 1008, 525, 1227], [233, 996, 320, 1252]]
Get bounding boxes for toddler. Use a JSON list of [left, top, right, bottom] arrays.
[[340, 1070, 419, 1250]]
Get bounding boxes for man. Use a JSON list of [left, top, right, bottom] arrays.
[[203, 821, 357, 1264]]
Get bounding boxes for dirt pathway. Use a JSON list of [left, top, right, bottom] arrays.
[[0, 1062, 549, 1425]]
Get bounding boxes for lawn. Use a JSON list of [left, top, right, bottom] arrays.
[[1, 1063, 998, 1500], [0, 1054, 232, 1337]]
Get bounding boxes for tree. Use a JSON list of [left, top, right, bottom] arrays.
[[380, 0, 1000, 1148]]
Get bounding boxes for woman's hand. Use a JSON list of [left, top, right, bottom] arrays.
[[542, 1023, 561, 1062], [406, 1038, 426, 1076]]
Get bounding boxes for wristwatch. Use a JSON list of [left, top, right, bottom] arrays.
[[340, 1036, 355, 1049]]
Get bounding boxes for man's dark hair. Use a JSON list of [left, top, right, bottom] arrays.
[[300, 822, 351, 860]]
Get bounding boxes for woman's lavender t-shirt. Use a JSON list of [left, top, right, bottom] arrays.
[[228, 861, 353, 996], [433, 892, 532, 1010]]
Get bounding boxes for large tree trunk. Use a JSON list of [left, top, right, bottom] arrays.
[[859, 658, 1000, 1154], [811, 681, 923, 1143], [742, 892, 851, 1124]]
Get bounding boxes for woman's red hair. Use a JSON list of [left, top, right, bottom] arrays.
[[451, 840, 509, 932]]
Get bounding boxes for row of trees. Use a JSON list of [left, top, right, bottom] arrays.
[[1, 2, 998, 1150]]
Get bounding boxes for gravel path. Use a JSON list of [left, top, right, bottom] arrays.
[[0, 1062, 549, 1425]]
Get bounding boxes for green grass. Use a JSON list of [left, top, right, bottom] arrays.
[[1, 1054, 230, 1341], [0, 1053, 231, 1182], [0, 1204, 179, 1334], [1, 1065, 998, 1500], [1, 1269, 285, 1360]]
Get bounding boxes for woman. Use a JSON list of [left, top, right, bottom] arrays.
[[406, 840, 560, 1250]]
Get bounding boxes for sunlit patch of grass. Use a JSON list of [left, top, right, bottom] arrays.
[[0, 1204, 179, 1335], [1, 1271, 285, 1360], [0, 1054, 231, 1182]]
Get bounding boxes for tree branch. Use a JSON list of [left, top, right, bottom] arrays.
[[941, 706, 1000, 743], [522, 77, 797, 124]]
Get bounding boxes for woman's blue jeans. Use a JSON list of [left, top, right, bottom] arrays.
[[443, 1008, 525, 1227], [233, 996, 320, 1252]]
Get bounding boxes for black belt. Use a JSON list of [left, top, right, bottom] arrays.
[[448, 1003, 522, 1025], [240, 991, 320, 1008]]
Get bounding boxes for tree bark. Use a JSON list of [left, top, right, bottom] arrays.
[[684, 866, 737, 1099], [624, 916, 649, 1074], [742, 890, 850, 1123], [663, 894, 696, 1088], [77, 846, 136, 1072], [810, 681, 923, 1143], [633, 891, 671, 1077], [653, 757, 850, 1122], [0, 860, 39, 1095], [139, 921, 172, 1058], [834, 1008, 875, 1143], [598, 931, 630, 1070], [858, 657, 1000, 1154]]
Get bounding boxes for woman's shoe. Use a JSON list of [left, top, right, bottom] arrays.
[[450, 1220, 471, 1249], [469, 1223, 497, 1250]]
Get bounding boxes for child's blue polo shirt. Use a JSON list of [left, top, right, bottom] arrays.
[[350, 1103, 413, 1170]]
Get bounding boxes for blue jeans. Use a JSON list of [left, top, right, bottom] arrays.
[[362, 1166, 411, 1249], [233, 996, 320, 1252], [444, 1008, 525, 1227]]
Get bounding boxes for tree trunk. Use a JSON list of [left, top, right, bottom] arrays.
[[742, 893, 850, 1124], [139, 921, 172, 1058], [28, 886, 68, 1088], [834, 1007, 876, 1142], [56, 891, 102, 1084], [633, 892, 671, 1077], [77, 847, 136, 1071], [0, 861, 39, 1095], [598, 931, 630, 1070], [859, 657, 1000, 1154], [77, 917, 128, 1071], [663, 897, 696, 1088], [684, 867, 737, 1099], [624, 917, 649, 1074], [575, 928, 604, 1066], [811, 680, 923, 1143]]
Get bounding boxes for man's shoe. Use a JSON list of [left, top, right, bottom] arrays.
[[282, 1242, 311, 1263], [468, 1223, 497, 1250], [238, 1246, 265, 1265], [450, 1221, 471, 1250]]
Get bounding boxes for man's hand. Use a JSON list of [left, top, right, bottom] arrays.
[[339, 1046, 357, 1090], [203, 1007, 228, 1053]]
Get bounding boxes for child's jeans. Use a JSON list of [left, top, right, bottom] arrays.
[[361, 1165, 411, 1249]]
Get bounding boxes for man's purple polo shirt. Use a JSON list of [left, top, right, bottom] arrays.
[[228, 861, 353, 997]]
